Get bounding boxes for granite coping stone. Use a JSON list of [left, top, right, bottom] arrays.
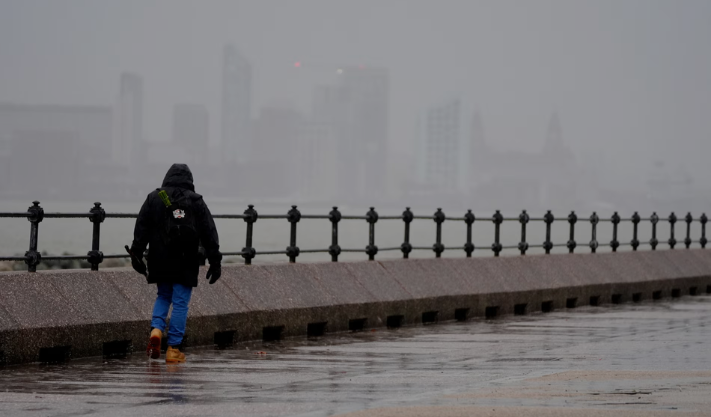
[[635, 250, 683, 280], [188, 266, 250, 317], [594, 252, 653, 284], [108, 269, 162, 318], [521, 254, 589, 289], [567, 253, 621, 285], [219, 264, 277, 311], [380, 259, 472, 298], [447, 258, 512, 294], [0, 274, 86, 329], [689, 249, 711, 270], [346, 261, 412, 302], [1, 250, 711, 365], [42, 271, 144, 324], [478, 256, 544, 292], [658, 250, 710, 278], [307, 263, 377, 305], [0, 303, 20, 333], [226, 263, 336, 311]]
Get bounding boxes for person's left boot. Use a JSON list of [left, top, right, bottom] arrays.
[[146, 328, 162, 359], [166, 346, 186, 364]]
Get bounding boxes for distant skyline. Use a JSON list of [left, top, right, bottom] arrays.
[[1, 0, 711, 192]]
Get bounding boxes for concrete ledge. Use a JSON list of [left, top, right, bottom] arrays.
[[0, 250, 710, 365]]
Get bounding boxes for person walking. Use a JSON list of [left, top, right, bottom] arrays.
[[130, 163, 222, 363]]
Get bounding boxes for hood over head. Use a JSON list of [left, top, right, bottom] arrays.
[[161, 163, 195, 191]]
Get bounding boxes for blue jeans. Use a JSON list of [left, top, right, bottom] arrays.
[[150, 283, 193, 347]]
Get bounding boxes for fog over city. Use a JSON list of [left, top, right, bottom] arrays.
[[1, 0, 711, 217]]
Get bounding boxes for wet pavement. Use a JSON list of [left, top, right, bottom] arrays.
[[1, 296, 711, 416]]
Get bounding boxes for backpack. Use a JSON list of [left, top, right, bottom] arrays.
[[157, 188, 199, 257]]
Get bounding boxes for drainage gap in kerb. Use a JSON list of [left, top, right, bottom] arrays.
[[454, 308, 470, 322], [39, 346, 71, 364], [566, 298, 577, 309], [307, 322, 327, 338], [348, 318, 367, 332], [214, 331, 236, 349], [541, 301, 554, 313], [611, 294, 622, 304], [422, 311, 438, 325], [485, 306, 500, 319], [671, 288, 681, 298], [653, 291, 662, 300], [689, 287, 698, 296], [387, 315, 404, 329], [632, 293, 642, 303], [102, 340, 132, 359], [589, 296, 600, 307], [514, 303, 527, 315], [262, 325, 284, 342]]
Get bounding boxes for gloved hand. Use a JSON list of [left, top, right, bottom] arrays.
[[128, 246, 147, 276], [206, 264, 221, 284]]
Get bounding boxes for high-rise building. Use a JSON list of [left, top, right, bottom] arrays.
[[334, 67, 389, 199], [114, 72, 143, 167], [544, 112, 563, 150], [0, 103, 113, 197], [470, 111, 487, 163], [297, 121, 337, 201], [172, 104, 209, 166], [221, 45, 251, 165], [417, 98, 467, 191]]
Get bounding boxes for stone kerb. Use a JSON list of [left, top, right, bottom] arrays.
[[0, 249, 710, 365]]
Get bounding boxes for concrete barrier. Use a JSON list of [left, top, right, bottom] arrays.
[[0, 250, 709, 365]]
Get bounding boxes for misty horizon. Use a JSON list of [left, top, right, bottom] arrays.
[[0, 0, 710, 214]]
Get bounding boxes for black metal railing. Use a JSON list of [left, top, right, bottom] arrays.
[[0, 201, 708, 272]]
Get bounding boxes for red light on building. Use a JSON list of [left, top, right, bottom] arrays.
[[294, 61, 301, 68]]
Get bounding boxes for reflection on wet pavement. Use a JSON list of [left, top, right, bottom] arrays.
[[1, 297, 710, 416]]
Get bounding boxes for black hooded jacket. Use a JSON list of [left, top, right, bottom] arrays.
[[131, 164, 221, 287]]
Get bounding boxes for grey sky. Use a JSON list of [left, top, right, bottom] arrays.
[[1, 0, 710, 187]]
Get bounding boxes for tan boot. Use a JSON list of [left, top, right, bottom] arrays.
[[147, 328, 162, 359], [165, 346, 186, 363]]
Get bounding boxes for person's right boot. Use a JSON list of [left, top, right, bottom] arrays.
[[166, 346, 186, 364], [147, 328, 162, 359]]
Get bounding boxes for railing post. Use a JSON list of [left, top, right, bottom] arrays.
[[650, 212, 659, 250], [610, 212, 620, 253], [701, 214, 708, 249], [492, 210, 503, 257], [401, 207, 413, 259], [567, 211, 577, 254], [684, 213, 693, 249], [25, 201, 44, 272], [543, 210, 554, 255], [589, 212, 599, 254], [668, 212, 677, 249], [329, 207, 342, 262], [87, 202, 105, 271], [433, 208, 445, 258], [365, 207, 378, 261], [286, 205, 301, 263], [241, 205, 258, 265], [631, 212, 641, 251], [518, 210, 529, 255], [464, 210, 475, 258]]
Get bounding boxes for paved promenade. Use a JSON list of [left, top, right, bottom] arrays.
[[0, 296, 710, 416]]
